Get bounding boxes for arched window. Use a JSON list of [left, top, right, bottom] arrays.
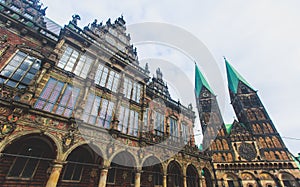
[[265, 137, 274, 148], [272, 137, 281, 148], [263, 123, 270, 133], [216, 139, 223, 150], [259, 137, 267, 148], [4, 136, 55, 181], [62, 147, 93, 181], [247, 110, 256, 121], [222, 139, 229, 150], [8, 145, 44, 178]]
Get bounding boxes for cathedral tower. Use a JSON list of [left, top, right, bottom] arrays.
[[220, 59, 300, 187]]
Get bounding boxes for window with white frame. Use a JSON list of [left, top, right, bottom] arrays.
[[181, 123, 189, 144], [81, 93, 115, 128], [154, 111, 164, 136], [170, 118, 179, 141], [34, 78, 80, 117], [123, 77, 141, 102], [94, 63, 120, 92], [0, 51, 41, 89], [118, 106, 139, 136], [57, 46, 94, 78]]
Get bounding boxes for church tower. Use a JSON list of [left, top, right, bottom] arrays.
[[221, 59, 300, 187], [195, 64, 235, 187]]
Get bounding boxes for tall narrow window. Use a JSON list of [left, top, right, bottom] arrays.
[[154, 111, 164, 136], [107, 163, 117, 184], [181, 123, 189, 144], [34, 78, 80, 117], [73, 55, 93, 78], [123, 77, 141, 102], [94, 63, 120, 92], [58, 46, 93, 78], [55, 86, 80, 117], [170, 118, 179, 141], [0, 51, 41, 89], [58, 46, 79, 72], [82, 93, 115, 128], [143, 108, 149, 129], [118, 106, 139, 136]]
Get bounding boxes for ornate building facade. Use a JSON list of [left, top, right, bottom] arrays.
[[0, 0, 213, 187], [195, 60, 300, 187]]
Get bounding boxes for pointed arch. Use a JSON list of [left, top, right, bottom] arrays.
[[281, 151, 289, 160], [222, 139, 229, 150], [202, 167, 213, 187], [247, 110, 256, 121], [141, 156, 163, 187], [0, 134, 57, 186], [186, 164, 200, 187], [58, 144, 102, 186], [279, 172, 299, 187], [259, 137, 267, 148], [107, 151, 138, 186], [222, 172, 239, 187], [227, 153, 233, 162], [216, 139, 223, 150], [267, 123, 274, 133], [255, 109, 265, 120], [252, 124, 258, 133], [0, 131, 62, 160], [265, 137, 274, 148], [167, 160, 183, 187], [263, 123, 270, 133], [272, 136, 282, 148], [259, 172, 277, 187], [211, 141, 217, 150], [256, 124, 263, 134]]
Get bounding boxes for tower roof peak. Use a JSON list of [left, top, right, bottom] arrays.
[[225, 58, 253, 93], [195, 64, 214, 97]]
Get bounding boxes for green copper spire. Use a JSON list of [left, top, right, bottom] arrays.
[[225, 58, 253, 93], [195, 63, 214, 97], [225, 123, 233, 134]]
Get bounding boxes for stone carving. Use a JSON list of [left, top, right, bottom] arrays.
[[0, 114, 18, 139], [71, 14, 81, 26]]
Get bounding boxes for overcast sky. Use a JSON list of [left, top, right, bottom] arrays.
[[41, 0, 300, 155]]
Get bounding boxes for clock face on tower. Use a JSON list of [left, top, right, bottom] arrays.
[[238, 143, 257, 161]]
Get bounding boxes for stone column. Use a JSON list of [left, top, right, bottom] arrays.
[[183, 175, 187, 187], [163, 175, 167, 187], [45, 162, 63, 187], [98, 168, 108, 187], [134, 171, 141, 187]]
